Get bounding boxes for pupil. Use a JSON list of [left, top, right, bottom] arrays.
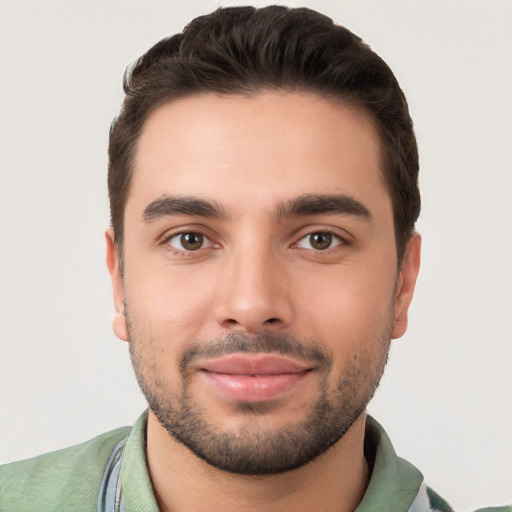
[[311, 233, 331, 250], [182, 233, 203, 250]]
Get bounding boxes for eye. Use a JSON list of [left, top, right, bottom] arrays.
[[296, 232, 343, 251], [167, 232, 212, 252]]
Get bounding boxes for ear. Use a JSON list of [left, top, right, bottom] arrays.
[[392, 232, 421, 339], [105, 228, 128, 342]]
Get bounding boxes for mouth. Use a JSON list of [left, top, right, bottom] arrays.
[[197, 354, 314, 402]]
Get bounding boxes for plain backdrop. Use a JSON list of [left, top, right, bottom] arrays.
[[0, 1, 511, 510]]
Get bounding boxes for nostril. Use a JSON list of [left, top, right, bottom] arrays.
[[265, 318, 279, 324]]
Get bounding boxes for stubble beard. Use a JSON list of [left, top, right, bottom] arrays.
[[127, 316, 391, 476]]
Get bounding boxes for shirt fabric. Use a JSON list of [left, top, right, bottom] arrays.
[[0, 412, 509, 512]]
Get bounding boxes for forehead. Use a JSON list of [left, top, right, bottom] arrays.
[[128, 91, 389, 217]]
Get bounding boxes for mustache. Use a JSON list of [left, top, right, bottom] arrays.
[[179, 332, 331, 374]]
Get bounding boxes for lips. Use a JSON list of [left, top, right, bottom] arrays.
[[200, 354, 311, 375], [197, 354, 312, 402]]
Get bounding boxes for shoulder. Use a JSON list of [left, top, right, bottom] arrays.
[[0, 426, 130, 512]]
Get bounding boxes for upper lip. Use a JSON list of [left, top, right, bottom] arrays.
[[198, 354, 313, 375]]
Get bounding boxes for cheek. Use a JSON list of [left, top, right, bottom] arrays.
[[293, 263, 396, 351], [302, 278, 393, 393], [288, 265, 394, 387], [123, 264, 216, 351]]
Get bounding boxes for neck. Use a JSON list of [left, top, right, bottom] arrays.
[[146, 411, 370, 512]]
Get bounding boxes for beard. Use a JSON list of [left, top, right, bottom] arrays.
[[127, 318, 391, 476]]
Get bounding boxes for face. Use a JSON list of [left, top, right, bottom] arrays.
[[107, 91, 420, 474]]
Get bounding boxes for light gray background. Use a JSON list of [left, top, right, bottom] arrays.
[[0, 1, 511, 510]]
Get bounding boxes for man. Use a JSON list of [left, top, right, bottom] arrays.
[[0, 6, 509, 512]]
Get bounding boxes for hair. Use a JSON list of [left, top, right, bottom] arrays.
[[108, 5, 420, 265]]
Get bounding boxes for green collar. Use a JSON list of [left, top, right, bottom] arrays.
[[356, 416, 423, 512], [119, 410, 159, 511]]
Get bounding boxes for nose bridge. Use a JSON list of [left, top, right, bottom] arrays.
[[215, 236, 293, 332]]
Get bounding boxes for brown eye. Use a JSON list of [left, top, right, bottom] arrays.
[[168, 232, 207, 251], [309, 233, 332, 250], [297, 232, 342, 251]]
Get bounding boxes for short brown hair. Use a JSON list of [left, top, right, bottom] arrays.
[[108, 5, 420, 264]]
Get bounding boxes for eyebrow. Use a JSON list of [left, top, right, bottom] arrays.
[[142, 196, 226, 222], [274, 194, 372, 221], [142, 193, 371, 223]]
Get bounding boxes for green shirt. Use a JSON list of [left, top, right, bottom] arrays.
[[0, 412, 509, 511]]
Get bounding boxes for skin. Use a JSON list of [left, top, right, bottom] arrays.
[[106, 91, 421, 512]]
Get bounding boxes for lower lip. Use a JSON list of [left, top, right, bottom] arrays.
[[200, 370, 310, 402]]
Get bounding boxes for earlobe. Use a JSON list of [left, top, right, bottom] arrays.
[[105, 229, 128, 342], [392, 232, 421, 339]]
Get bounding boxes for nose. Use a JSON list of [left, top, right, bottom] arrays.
[[214, 245, 294, 334]]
